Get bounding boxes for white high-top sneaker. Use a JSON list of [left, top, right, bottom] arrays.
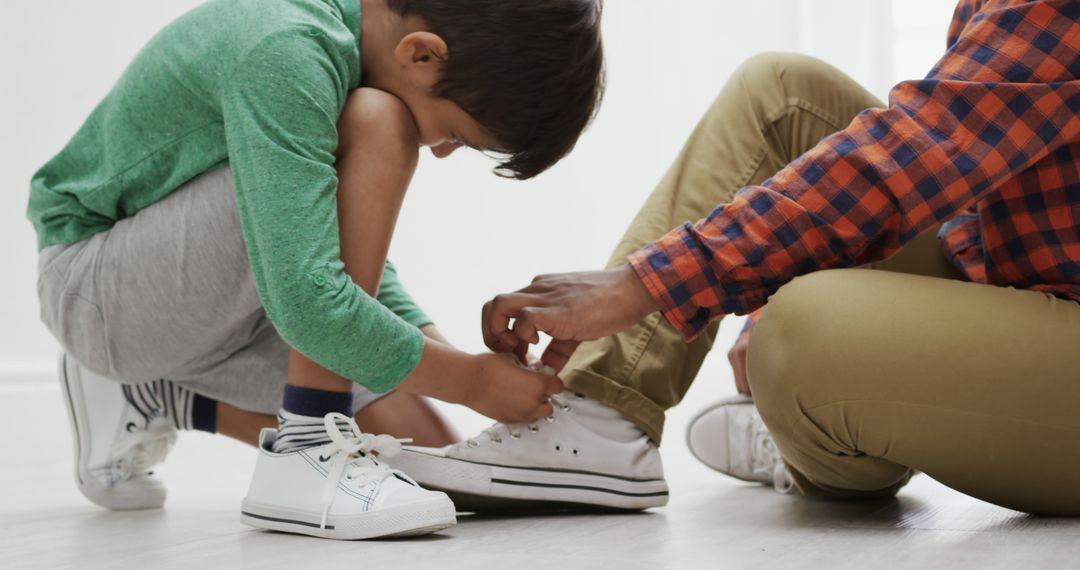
[[241, 413, 457, 540], [389, 392, 668, 512], [57, 353, 178, 510], [686, 395, 794, 493]]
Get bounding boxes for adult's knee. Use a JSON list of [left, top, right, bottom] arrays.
[[735, 52, 836, 101], [746, 270, 852, 427]]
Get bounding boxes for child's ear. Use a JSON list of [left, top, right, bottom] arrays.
[[394, 31, 448, 90]]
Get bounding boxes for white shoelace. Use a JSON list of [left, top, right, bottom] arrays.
[[750, 414, 794, 494], [464, 393, 576, 448], [318, 413, 411, 529], [110, 415, 177, 481]]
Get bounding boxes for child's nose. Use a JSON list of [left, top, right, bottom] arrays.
[[431, 142, 461, 159]]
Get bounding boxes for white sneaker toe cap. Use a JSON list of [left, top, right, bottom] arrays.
[[688, 404, 737, 474]]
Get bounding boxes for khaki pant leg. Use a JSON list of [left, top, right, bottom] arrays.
[[748, 269, 1080, 515], [562, 52, 885, 443], [861, 226, 966, 281]]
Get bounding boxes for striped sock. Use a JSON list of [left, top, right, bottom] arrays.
[[272, 410, 355, 453], [271, 385, 354, 454], [122, 379, 217, 433]]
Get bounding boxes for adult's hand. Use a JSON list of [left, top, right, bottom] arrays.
[[729, 333, 751, 396], [481, 264, 660, 360]]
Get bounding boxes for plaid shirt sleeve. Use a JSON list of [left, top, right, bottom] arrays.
[[629, 0, 1080, 340]]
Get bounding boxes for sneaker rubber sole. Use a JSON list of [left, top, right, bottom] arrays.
[[391, 449, 669, 513], [240, 495, 457, 540]]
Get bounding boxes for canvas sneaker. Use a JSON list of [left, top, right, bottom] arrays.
[[241, 413, 457, 540], [57, 353, 178, 510], [389, 391, 669, 512], [686, 395, 794, 493]]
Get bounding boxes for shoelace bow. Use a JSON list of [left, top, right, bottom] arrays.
[[465, 392, 577, 447], [319, 412, 411, 529], [750, 413, 794, 494], [110, 415, 177, 480]]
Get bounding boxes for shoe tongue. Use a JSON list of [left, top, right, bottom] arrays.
[[346, 449, 390, 471], [561, 393, 646, 443]]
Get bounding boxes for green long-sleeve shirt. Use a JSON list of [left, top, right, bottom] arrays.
[[28, 0, 429, 392]]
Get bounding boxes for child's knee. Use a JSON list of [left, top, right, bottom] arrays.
[[337, 88, 420, 159]]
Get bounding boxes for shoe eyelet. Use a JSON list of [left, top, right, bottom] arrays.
[[125, 422, 137, 433], [466, 440, 480, 448], [574, 392, 585, 399], [318, 455, 330, 462], [510, 432, 521, 439], [491, 437, 502, 445], [545, 415, 556, 423], [528, 425, 539, 433], [572, 449, 580, 456], [560, 404, 570, 412], [554, 444, 561, 452]]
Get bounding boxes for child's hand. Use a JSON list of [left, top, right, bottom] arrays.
[[464, 353, 564, 424]]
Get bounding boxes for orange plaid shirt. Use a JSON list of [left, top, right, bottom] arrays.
[[629, 0, 1080, 339]]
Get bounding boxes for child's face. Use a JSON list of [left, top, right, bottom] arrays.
[[376, 28, 501, 159], [399, 90, 498, 159]]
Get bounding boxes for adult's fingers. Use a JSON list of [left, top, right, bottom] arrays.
[[482, 294, 539, 353], [487, 292, 546, 350], [512, 316, 540, 346], [541, 339, 581, 372], [513, 340, 530, 364], [729, 342, 751, 396], [480, 299, 508, 352]]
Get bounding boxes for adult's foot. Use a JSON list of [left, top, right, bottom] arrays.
[[687, 395, 794, 493], [389, 392, 669, 512]]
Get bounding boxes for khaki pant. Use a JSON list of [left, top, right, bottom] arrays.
[[563, 52, 1080, 515]]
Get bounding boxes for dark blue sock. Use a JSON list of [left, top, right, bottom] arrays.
[[191, 394, 217, 433], [281, 385, 354, 418]]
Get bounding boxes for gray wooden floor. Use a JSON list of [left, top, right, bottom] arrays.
[[3, 384, 1077, 570]]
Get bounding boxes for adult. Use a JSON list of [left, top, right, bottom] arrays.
[[394, 0, 1080, 515]]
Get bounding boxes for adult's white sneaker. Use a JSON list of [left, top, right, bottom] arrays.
[[241, 413, 457, 540], [58, 353, 177, 510], [686, 395, 794, 493], [389, 392, 669, 512]]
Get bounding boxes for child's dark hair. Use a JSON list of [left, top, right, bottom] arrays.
[[387, 0, 605, 180]]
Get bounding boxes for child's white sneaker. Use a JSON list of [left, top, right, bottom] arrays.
[[389, 392, 668, 512], [686, 395, 794, 493], [241, 413, 457, 540], [58, 353, 177, 510]]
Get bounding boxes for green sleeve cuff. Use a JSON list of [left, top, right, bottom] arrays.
[[377, 260, 434, 329]]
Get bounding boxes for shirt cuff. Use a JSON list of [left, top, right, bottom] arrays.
[[628, 223, 719, 341]]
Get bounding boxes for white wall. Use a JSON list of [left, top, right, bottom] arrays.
[[0, 1, 953, 383]]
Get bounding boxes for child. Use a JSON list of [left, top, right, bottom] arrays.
[[30, 0, 603, 540]]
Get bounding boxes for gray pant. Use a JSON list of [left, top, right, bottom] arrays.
[[37, 166, 380, 414]]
